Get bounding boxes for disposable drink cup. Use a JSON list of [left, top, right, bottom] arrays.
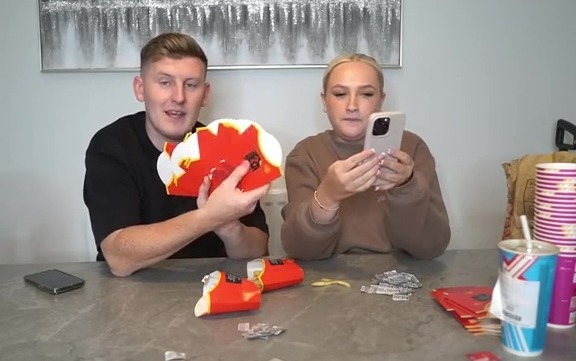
[[498, 239, 558, 357], [548, 255, 576, 328]]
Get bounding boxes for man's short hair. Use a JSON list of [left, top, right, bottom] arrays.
[[140, 32, 208, 73]]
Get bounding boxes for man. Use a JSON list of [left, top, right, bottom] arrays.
[[83, 33, 270, 277]]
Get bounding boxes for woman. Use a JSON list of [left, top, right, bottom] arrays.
[[281, 53, 450, 260]]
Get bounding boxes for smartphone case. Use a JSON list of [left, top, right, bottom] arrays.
[[24, 269, 85, 295], [363, 111, 405, 154], [363, 111, 406, 186]]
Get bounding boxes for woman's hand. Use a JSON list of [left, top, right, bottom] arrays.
[[316, 149, 384, 208], [375, 149, 414, 191]]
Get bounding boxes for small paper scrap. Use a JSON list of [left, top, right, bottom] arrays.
[[238, 323, 285, 340], [165, 351, 186, 361]]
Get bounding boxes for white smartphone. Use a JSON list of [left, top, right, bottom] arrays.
[[363, 111, 406, 186], [363, 111, 405, 154]]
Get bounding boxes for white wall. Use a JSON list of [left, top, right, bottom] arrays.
[[1, 0, 575, 264]]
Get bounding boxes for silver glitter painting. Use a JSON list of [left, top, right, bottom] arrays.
[[38, 0, 402, 71]]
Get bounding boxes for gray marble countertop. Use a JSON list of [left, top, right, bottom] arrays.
[[1, 250, 574, 361]]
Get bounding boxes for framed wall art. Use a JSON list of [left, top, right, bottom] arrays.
[[38, 0, 402, 71]]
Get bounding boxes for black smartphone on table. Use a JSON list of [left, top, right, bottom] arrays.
[[24, 269, 85, 295]]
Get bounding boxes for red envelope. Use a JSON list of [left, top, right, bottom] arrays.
[[431, 286, 498, 335], [163, 128, 223, 196], [204, 123, 242, 194], [226, 125, 283, 192], [200, 122, 238, 168], [204, 123, 282, 194], [157, 119, 283, 197], [442, 286, 493, 315], [162, 141, 204, 197]]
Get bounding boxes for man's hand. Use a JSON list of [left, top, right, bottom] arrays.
[[197, 160, 270, 230], [197, 160, 270, 258]]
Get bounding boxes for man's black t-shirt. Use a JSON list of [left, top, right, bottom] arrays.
[[83, 111, 269, 261]]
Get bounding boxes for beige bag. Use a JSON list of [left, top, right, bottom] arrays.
[[502, 152, 576, 240]]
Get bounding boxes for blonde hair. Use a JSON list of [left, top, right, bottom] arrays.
[[322, 53, 384, 92], [140, 32, 208, 72]]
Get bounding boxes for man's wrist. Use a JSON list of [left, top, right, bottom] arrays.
[[215, 220, 243, 239]]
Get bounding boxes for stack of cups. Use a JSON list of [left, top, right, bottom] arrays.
[[533, 162, 576, 329]]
